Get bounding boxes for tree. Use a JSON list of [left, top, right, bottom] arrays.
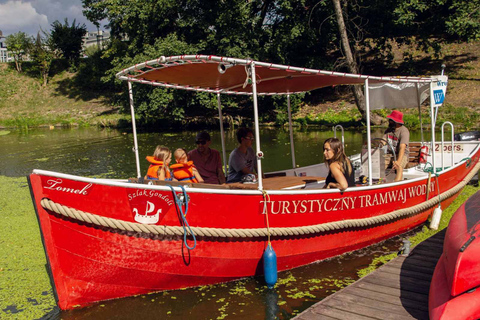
[[30, 31, 57, 86], [50, 18, 87, 68], [80, 0, 480, 127], [331, 0, 368, 120], [5, 32, 32, 72]]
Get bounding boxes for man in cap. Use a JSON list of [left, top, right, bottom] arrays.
[[188, 131, 226, 184], [383, 110, 410, 181]]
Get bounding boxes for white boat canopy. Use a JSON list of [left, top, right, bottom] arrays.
[[116, 54, 447, 187], [116, 55, 438, 102]]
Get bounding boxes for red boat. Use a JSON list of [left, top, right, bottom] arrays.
[[429, 190, 480, 319], [29, 55, 480, 310]]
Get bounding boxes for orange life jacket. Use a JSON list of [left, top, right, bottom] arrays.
[[146, 156, 172, 180], [170, 161, 198, 183]]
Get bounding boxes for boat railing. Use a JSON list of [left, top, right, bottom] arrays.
[[333, 125, 345, 147], [441, 122, 455, 170]]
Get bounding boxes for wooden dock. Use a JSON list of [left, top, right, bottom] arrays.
[[293, 230, 446, 320]]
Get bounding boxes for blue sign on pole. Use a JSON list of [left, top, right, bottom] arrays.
[[433, 89, 445, 105]]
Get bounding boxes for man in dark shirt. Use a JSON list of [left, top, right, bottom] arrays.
[[188, 131, 225, 184]]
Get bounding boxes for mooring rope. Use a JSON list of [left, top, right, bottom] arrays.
[[40, 160, 480, 239]]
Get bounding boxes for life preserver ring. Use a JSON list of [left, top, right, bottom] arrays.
[[419, 145, 429, 164], [146, 156, 171, 180], [170, 161, 198, 183]]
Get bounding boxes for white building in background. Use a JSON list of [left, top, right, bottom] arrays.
[[83, 30, 111, 50], [0, 30, 11, 63]]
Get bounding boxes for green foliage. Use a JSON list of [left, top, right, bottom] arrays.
[[5, 32, 32, 73], [437, 103, 480, 129], [50, 18, 87, 68], [29, 32, 56, 86], [304, 107, 362, 126], [75, 49, 114, 91], [393, 0, 480, 41], [84, 44, 100, 57]]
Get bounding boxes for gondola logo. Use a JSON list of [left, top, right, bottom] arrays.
[[133, 201, 162, 224], [127, 189, 173, 224]]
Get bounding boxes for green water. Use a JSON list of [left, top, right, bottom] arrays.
[[0, 126, 433, 178], [0, 127, 433, 319]]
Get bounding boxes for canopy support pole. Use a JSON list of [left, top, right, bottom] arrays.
[[287, 94, 296, 169], [217, 93, 228, 175], [250, 62, 263, 190], [430, 81, 436, 172], [364, 79, 373, 186], [128, 81, 142, 178], [416, 83, 424, 144]]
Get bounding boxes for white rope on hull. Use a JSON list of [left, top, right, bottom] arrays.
[[40, 161, 480, 239]]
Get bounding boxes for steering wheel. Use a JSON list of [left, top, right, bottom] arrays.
[[363, 138, 396, 162], [362, 138, 397, 180]]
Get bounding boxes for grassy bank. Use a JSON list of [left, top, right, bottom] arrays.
[[1, 41, 479, 130], [0, 64, 127, 129]]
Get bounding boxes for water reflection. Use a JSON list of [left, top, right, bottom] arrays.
[[0, 126, 433, 178]]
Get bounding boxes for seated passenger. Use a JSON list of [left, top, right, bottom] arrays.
[[170, 148, 204, 183], [323, 138, 355, 191], [145, 145, 173, 181], [227, 127, 257, 183], [187, 131, 226, 184]]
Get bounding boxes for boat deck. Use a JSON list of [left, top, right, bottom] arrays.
[[130, 175, 326, 190], [293, 229, 445, 320]]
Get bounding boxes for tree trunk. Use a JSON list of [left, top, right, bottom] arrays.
[[14, 57, 22, 73], [331, 0, 382, 125]]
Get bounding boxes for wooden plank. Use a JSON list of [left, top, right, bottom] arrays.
[[415, 241, 444, 250], [351, 281, 429, 303], [407, 253, 441, 264], [362, 273, 431, 295], [311, 305, 375, 320], [330, 291, 424, 319], [388, 259, 435, 276], [380, 265, 433, 282], [322, 296, 416, 320], [295, 309, 338, 320], [401, 255, 438, 269], [410, 250, 442, 261], [365, 269, 432, 288], [342, 286, 429, 312], [410, 248, 443, 259]]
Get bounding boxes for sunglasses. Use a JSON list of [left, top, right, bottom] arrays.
[[196, 140, 207, 145]]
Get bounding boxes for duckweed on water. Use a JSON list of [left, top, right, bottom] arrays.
[[357, 253, 398, 278], [0, 176, 56, 319]]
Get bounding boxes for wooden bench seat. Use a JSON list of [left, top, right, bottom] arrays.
[[407, 142, 422, 168], [128, 176, 326, 190]]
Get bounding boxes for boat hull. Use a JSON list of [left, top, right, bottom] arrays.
[[29, 153, 480, 309], [429, 190, 480, 320]]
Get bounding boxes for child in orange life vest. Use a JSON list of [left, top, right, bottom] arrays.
[[145, 146, 173, 181], [170, 148, 204, 183]]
